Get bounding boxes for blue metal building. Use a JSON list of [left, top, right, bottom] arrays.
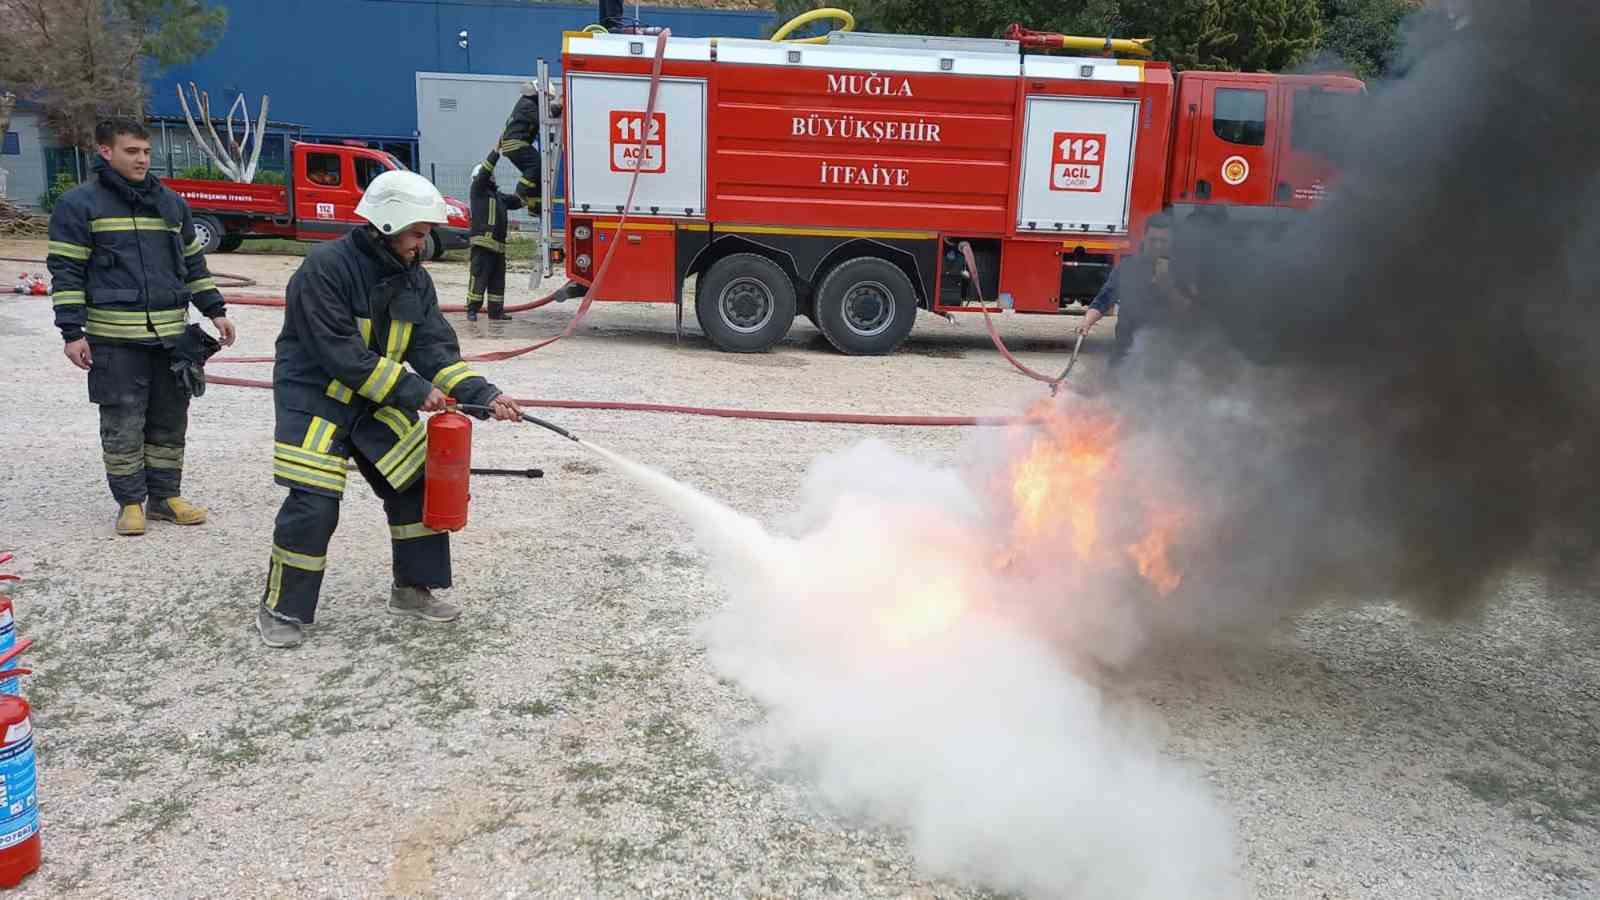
[[145, 1, 778, 166]]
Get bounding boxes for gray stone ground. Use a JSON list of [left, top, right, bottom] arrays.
[[0, 240, 1595, 898]]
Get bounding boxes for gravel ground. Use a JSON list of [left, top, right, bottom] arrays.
[[1, 240, 1596, 898]]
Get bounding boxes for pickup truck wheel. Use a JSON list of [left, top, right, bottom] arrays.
[[217, 235, 244, 253], [813, 257, 918, 356], [694, 253, 796, 353], [191, 215, 224, 255]]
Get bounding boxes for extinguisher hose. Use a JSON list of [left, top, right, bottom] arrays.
[[448, 403, 581, 442]]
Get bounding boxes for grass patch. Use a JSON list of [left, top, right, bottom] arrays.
[[1448, 768, 1600, 835], [112, 795, 193, 837], [504, 698, 557, 719]]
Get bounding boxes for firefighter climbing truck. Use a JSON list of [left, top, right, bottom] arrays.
[[554, 25, 1363, 355]]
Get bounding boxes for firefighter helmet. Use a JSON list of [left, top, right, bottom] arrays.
[[355, 170, 451, 234]]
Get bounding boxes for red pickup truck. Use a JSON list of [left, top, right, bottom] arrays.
[[166, 141, 473, 260]]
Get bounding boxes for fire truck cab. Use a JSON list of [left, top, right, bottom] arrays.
[[558, 28, 1361, 355]]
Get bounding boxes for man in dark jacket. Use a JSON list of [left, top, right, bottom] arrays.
[[47, 117, 237, 536], [465, 150, 524, 321], [498, 82, 560, 210], [255, 169, 522, 649], [1076, 213, 1200, 370]]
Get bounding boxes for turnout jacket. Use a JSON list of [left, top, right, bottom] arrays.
[[271, 227, 502, 499], [468, 161, 523, 253], [47, 159, 226, 345], [499, 94, 541, 152]]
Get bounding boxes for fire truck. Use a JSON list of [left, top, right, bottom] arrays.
[[549, 23, 1363, 355]]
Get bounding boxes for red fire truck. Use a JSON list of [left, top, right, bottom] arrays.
[[557, 26, 1362, 355], [166, 141, 473, 260]]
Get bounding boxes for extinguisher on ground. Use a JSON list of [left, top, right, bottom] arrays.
[[0, 636, 39, 889]]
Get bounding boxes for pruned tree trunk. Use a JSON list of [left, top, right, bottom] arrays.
[[176, 82, 270, 183]]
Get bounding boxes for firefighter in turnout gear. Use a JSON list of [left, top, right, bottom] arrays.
[[255, 170, 522, 649], [47, 118, 237, 536], [497, 81, 559, 210], [465, 150, 523, 321]]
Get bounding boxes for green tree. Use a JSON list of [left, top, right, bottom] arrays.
[[0, 0, 226, 148], [1314, 0, 1422, 77]]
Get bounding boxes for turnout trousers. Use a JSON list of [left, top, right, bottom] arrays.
[[501, 145, 542, 210], [86, 340, 190, 505], [466, 246, 507, 313], [261, 451, 451, 625]]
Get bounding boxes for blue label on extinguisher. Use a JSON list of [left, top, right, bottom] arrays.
[[0, 611, 16, 697], [0, 724, 38, 851]]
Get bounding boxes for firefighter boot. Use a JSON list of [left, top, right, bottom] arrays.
[[256, 604, 304, 649], [148, 496, 208, 525], [487, 302, 513, 321], [465, 303, 480, 322], [387, 584, 461, 623], [115, 503, 146, 536]]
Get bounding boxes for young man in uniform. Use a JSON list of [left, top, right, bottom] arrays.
[[47, 117, 237, 536], [255, 170, 521, 649], [465, 151, 523, 321]]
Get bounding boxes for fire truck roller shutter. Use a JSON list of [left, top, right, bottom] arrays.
[[812, 256, 919, 356], [694, 253, 799, 353]]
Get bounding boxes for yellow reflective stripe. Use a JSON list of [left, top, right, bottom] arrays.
[[325, 380, 355, 404], [389, 522, 442, 541], [465, 290, 485, 302], [357, 357, 405, 403], [184, 236, 206, 256], [489, 197, 498, 227], [385, 321, 413, 361], [376, 421, 426, 475], [48, 241, 91, 260], [274, 460, 347, 493], [85, 321, 186, 338], [273, 442, 345, 473], [432, 361, 479, 395], [144, 443, 184, 470], [89, 217, 179, 233], [387, 443, 428, 489], [265, 559, 285, 609], [87, 307, 186, 323], [52, 291, 86, 306], [103, 448, 144, 476], [271, 543, 326, 572], [374, 406, 411, 438], [299, 417, 336, 454], [499, 139, 530, 152], [187, 277, 218, 294], [356, 317, 373, 347]]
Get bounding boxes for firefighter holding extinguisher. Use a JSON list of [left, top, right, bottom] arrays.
[[254, 170, 521, 649]]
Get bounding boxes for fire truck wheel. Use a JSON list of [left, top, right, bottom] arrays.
[[695, 254, 797, 352], [191, 215, 225, 255], [813, 257, 917, 356]]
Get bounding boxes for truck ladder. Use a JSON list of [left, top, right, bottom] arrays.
[[532, 59, 561, 289]]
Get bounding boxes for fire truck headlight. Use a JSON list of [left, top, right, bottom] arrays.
[[574, 225, 591, 241], [576, 253, 592, 271]]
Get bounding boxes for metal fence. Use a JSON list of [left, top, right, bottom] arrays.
[[428, 160, 554, 232]]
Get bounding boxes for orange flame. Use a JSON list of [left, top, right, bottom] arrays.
[[1126, 515, 1183, 596]]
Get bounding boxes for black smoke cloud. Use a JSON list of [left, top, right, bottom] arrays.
[[1099, 0, 1600, 626]]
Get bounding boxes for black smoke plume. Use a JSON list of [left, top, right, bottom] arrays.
[[1100, 0, 1600, 626]]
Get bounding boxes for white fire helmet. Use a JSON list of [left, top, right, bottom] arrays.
[[355, 170, 451, 234]]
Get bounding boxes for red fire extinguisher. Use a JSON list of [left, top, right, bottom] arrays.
[[422, 403, 472, 532], [0, 637, 39, 889], [0, 554, 18, 697]]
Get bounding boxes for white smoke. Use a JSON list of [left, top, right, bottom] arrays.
[[587, 438, 1239, 899]]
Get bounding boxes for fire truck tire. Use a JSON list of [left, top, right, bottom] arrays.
[[813, 257, 917, 356], [191, 215, 225, 255], [695, 254, 797, 352], [217, 235, 244, 253]]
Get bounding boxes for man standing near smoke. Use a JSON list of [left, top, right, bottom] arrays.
[[1077, 213, 1200, 372]]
